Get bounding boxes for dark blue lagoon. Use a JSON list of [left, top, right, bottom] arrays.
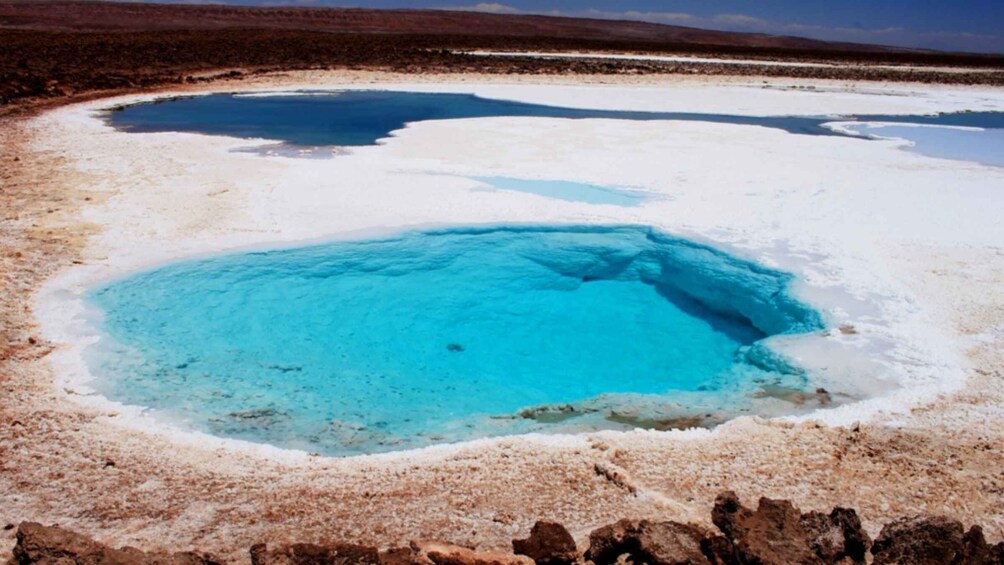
[[87, 226, 824, 456], [106, 90, 851, 146], [856, 111, 1004, 129], [107, 91, 1004, 167]]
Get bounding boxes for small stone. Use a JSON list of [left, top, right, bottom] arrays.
[[586, 519, 711, 565], [513, 521, 577, 565]]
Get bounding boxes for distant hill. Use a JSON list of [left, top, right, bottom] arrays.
[[0, 0, 917, 53], [3, 0, 1003, 108]]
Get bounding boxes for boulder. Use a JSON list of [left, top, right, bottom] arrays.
[[697, 535, 733, 565], [993, 542, 1004, 564], [379, 547, 420, 565], [410, 541, 535, 565], [710, 491, 822, 565], [512, 521, 577, 565], [799, 508, 871, 564], [871, 516, 999, 565], [250, 542, 381, 565], [13, 522, 222, 565], [709, 491, 749, 542], [959, 526, 998, 565], [584, 519, 711, 565]]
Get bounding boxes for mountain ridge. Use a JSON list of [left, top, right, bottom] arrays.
[[0, 0, 939, 54]]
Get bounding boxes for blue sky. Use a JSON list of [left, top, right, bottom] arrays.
[[158, 0, 1004, 53]]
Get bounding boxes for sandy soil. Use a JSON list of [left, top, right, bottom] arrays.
[[462, 50, 1004, 74], [1, 70, 1002, 562]]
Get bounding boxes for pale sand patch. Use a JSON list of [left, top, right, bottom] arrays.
[[1, 70, 1002, 561]]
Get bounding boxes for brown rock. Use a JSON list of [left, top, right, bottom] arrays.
[[13, 522, 222, 565], [410, 541, 535, 565], [512, 521, 577, 565], [799, 508, 871, 564], [249, 542, 381, 565], [379, 547, 420, 565], [697, 535, 732, 565], [14, 522, 106, 565], [992, 542, 1004, 564], [584, 519, 711, 565], [960, 526, 997, 564], [871, 516, 998, 565], [710, 491, 822, 565]]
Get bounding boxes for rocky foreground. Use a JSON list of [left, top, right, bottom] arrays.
[[10, 492, 1003, 565]]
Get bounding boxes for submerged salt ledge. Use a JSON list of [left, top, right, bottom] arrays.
[[33, 79, 1004, 460]]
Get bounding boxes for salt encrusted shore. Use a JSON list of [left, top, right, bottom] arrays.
[[1, 71, 1002, 561]]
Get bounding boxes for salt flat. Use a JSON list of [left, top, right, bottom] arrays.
[[4, 72, 1003, 557]]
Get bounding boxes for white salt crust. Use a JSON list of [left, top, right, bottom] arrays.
[[31, 77, 1004, 465]]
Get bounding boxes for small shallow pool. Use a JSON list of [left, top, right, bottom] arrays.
[[839, 123, 1004, 168], [472, 176, 648, 206], [85, 226, 823, 455]]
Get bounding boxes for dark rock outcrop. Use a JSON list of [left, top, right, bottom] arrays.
[[585, 519, 711, 565], [799, 507, 871, 564], [960, 527, 999, 565], [249, 543, 381, 565], [697, 535, 733, 565], [993, 542, 1004, 564], [10, 494, 1004, 565], [871, 516, 1001, 565], [711, 491, 822, 565], [708, 492, 873, 565], [512, 521, 577, 565], [409, 541, 535, 565], [13, 522, 222, 565]]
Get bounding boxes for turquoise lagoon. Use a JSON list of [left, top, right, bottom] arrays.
[[86, 226, 824, 456]]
